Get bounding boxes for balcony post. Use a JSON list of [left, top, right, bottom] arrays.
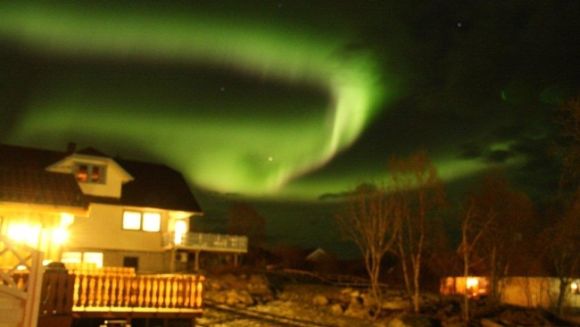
[[194, 251, 200, 271], [170, 248, 176, 273]]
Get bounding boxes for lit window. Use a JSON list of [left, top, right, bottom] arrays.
[[76, 165, 88, 182], [61, 251, 103, 268], [142, 212, 161, 232], [123, 210, 162, 232], [123, 211, 142, 230], [61, 252, 82, 264], [91, 166, 101, 182], [83, 252, 103, 268], [75, 163, 106, 183]]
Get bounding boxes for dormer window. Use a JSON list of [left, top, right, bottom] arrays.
[[75, 163, 106, 183]]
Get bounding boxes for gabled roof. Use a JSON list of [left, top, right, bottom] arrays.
[[0, 143, 203, 213], [86, 158, 202, 212], [0, 167, 88, 208]]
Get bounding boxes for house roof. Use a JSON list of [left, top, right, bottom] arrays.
[[87, 158, 202, 213], [0, 166, 88, 209], [0, 143, 202, 213]]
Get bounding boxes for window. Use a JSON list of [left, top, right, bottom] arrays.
[[123, 211, 142, 230], [83, 252, 104, 268], [75, 163, 106, 183], [122, 210, 161, 232], [61, 251, 103, 268], [142, 212, 161, 232]]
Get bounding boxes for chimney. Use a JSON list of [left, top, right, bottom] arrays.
[[67, 142, 77, 154]]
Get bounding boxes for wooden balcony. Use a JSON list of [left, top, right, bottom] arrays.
[[164, 232, 248, 254], [39, 265, 204, 324]]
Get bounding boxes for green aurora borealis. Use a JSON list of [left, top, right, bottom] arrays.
[[0, 1, 578, 201], [0, 2, 391, 197]]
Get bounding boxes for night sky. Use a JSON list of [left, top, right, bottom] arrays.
[[1, 1, 579, 251]]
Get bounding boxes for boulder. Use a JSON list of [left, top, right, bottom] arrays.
[[205, 291, 227, 304], [387, 314, 433, 327], [382, 297, 411, 310], [361, 293, 378, 308], [312, 294, 329, 306], [330, 303, 344, 315], [480, 319, 503, 327], [344, 297, 369, 319], [225, 289, 254, 307]]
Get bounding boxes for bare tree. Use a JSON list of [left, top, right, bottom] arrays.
[[545, 96, 580, 314], [457, 172, 534, 320], [458, 193, 495, 322], [478, 174, 534, 302], [541, 191, 580, 314], [389, 151, 445, 313], [335, 184, 400, 318]]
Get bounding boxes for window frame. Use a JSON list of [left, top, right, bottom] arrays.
[[122, 210, 142, 231], [74, 163, 107, 184], [122, 210, 162, 233]]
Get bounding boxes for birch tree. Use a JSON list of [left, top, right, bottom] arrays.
[[390, 151, 445, 313], [335, 184, 400, 318]]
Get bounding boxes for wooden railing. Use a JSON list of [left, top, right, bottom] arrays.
[[70, 270, 204, 313], [0, 235, 44, 327], [164, 232, 248, 253]]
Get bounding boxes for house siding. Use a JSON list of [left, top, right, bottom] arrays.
[[67, 203, 168, 252]]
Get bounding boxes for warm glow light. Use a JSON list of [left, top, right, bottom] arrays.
[[174, 220, 187, 245], [61, 252, 82, 264], [60, 213, 75, 226], [16, 265, 27, 271], [572, 282, 578, 291], [52, 227, 69, 245], [466, 277, 479, 289], [123, 211, 141, 230], [7, 223, 41, 247], [143, 212, 161, 232], [83, 252, 103, 268]]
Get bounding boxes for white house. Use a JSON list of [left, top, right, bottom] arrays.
[[0, 143, 246, 274]]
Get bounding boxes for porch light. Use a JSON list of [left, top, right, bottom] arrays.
[[7, 223, 41, 247], [60, 213, 75, 226], [52, 227, 69, 245]]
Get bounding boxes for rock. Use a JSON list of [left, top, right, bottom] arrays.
[[340, 287, 354, 295], [344, 297, 369, 319], [205, 291, 227, 304], [350, 290, 361, 298], [361, 293, 378, 308], [225, 289, 254, 307], [313, 294, 329, 306], [382, 297, 411, 310], [480, 318, 503, 327], [387, 314, 433, 327], [330, 303, 344, 315]]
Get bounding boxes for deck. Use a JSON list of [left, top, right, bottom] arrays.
[[165, 232, 248, 254], [41, 265, 204, 317]]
